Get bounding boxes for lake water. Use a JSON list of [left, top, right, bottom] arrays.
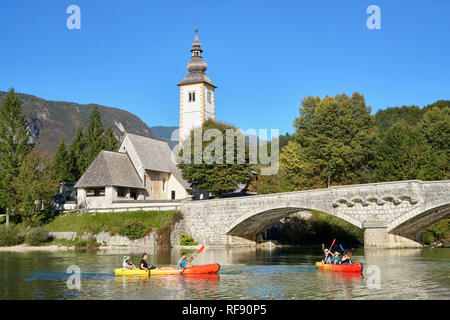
[[0, 247, 449, 300]]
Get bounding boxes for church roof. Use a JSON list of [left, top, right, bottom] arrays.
[[177, 30, 216, 88], [125, 133, 192, 190], [75, 151, 144, 189], [178, 71, 216, 87]]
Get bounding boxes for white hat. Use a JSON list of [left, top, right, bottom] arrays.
[[122, 256, 130, 261]]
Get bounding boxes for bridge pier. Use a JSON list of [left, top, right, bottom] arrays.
[[363, 220, 422, 249]]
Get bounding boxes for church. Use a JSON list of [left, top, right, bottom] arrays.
[[73, 31, 216, 210]]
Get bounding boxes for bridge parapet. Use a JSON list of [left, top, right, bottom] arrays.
[[172, 180, 450, 249]]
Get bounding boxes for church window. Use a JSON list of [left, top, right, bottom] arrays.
[[207, 91, 212, 103], [189, 91, 196, 102]]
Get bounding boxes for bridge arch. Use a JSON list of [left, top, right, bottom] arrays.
[[388, 203, 450, 236], [226, 203, 362, 242]]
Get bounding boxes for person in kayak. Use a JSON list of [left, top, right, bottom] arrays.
[[330, 251, 341, 265], [122, 256, 136, 270], [177, 252, 192, 269], [322, 249, 333, 264], [140, 253, 156, 270], [340, 251, 353, 265]]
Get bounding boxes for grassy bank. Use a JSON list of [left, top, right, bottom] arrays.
[[0, 210, 182, 247], [46, 210, 181, 234]]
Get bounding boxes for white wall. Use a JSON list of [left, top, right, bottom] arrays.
[[180, 83, 205, 141], [117, 135, 145, 182], [168, 174, 189, 199], [204, 85, 215, 120]]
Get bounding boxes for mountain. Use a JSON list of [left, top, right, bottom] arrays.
[[0, 91, 155, 154], [150, 125, 179, 149]]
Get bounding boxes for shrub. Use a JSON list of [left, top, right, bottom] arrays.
[[0, 225, 24, 246], [119, 222, 148, 240], [74, 234, 100, 248], [180, 233, 198, 246], [25, 226, 51, 246], [421, 219, 449, 245], [109, 227, 121, 236]]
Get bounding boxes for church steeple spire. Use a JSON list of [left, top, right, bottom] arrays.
[[178, 30, 216, 142], [187, 29, 207, 73], [178, 30, 215, 87]]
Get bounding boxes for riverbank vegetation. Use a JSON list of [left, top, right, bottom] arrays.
[[421, 220, 450, 247], [0, 210, 181, 247], [266, 210, 364, 246]]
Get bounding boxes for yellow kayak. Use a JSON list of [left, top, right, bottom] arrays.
[[114, 263, 220, 276], [114, 268, 149, 276]]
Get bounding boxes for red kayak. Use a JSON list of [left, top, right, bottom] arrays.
[[150, 263, 220, 275], [315, 262, 363, 273]]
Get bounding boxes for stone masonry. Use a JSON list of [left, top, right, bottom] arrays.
[[172, 180, 450, 249]]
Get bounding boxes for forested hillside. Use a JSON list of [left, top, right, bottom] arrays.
[[0, 91, 155, 153]]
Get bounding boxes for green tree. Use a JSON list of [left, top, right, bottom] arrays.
[[0, 88, 33, 212], [68, 125, 86, 180], [104, 126, 119, 151], [84, 106, 105, 170], [53, 137, 71, 180], [12, 152, 59, 226], [281, 92, 378, 189], [374, 122, 433, 181], [417, 106, 449, 179], [178, 119, 253, 197]]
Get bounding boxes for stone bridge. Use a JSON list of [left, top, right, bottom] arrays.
[[172, 180, 450, 249]]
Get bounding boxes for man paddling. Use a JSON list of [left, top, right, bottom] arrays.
[[177, 252, 192, 269]]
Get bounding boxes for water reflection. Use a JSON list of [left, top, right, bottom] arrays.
[[0, 247, 448, 300]]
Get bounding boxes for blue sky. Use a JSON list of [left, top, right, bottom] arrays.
[[0, 0, 449, 135]]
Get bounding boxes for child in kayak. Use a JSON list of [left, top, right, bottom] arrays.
[[340, 251, 353, 264], [177, 252, 192, 269], [322, 249, 333, 264], [330, 251, 341, 265], [122, 256, 136, 270], [140, 253, 156, 270]]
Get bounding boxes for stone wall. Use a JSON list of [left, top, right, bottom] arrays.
[[50, 231, 157, 248]]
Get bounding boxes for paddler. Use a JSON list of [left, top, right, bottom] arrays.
[[177, 252, 192, 269], [122, 256, 136, 270], [322, 248, 332, 264], [139, 253, 156, 270], [340, 251, 353, 265], [330, 251, 341, 265]]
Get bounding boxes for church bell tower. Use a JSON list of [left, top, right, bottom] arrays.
[[178, 30, 216, 142]]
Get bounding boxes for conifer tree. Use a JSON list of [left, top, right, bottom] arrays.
[[53, 137, 71, 180], [84, 106, 105, 169], [104, 126, 119, 151], [68, 125, 86, 180], [0, 88, 33, 211]]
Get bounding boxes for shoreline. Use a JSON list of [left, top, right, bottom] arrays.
[[0, 244, 205, 252], [0, 243, 447, 252]]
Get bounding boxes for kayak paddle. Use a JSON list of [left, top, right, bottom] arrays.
[[339, 244, 345, 253], [182, 245, 205, 274], [190, 245, 205, 263], [329, 239, 336, 251]]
